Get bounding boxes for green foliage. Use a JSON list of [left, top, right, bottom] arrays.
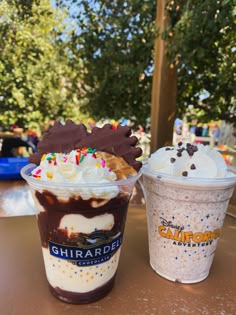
[[0, 0, 86, 130], [0, 0, 234, 131], [165, 0, 235, 124], [56, 0, 156, 126]]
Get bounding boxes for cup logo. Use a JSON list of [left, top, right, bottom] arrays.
[[49, 232, 122, 266], [158, 217, 221, 247]]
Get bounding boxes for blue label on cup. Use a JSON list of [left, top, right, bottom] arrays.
[[49, 234, 123, 266]]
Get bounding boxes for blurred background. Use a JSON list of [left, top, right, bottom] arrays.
[[0, 0, 236, 164], [0, 0, 235, 162], [0, 0, 235, 214]]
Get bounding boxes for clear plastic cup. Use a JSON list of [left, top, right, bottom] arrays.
[[21, 164, 141, 303], [142, 164, 236, 283]]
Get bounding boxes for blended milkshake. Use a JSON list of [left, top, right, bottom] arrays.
[[142, 142, 236, 283], [21, 120, 142, 303]]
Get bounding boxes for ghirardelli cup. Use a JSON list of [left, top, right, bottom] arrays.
[[21, 121, 142, 303], [142, 142, 236, 283]]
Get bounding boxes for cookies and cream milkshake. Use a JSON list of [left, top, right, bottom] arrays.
[[21, 120, 142, 303], [142, 142, 236, 283]]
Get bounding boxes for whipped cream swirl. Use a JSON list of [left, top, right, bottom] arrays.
[[149, 142, 227, 178], [31, 148, 119, 200]]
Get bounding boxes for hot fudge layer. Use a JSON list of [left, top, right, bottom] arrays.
[[34, 189, 130, 302], [48, 276, 115, 304]]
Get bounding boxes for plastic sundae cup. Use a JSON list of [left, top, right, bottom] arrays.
[[142, 164, 236, 283], [20, 120, 143, 303], [21, 163, 141, 303]]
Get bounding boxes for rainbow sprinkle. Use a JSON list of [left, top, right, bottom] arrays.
[[31, 148, 111, 181], [101, 158, 106, 168]]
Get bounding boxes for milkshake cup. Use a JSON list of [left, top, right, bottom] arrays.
[[142, 143, 236, 283], [21, 163, 141, 303]]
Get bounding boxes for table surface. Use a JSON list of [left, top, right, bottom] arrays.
[[0, 204, 236, 315]]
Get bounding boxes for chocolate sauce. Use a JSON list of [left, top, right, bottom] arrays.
[[35, 190, 129, 303], [36, 191, 129, 248], [49, 276, 116, 304]]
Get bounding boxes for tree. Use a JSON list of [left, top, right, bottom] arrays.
[[56, 0, 235, 127], [1, 0, 234, 131], [0, 0, 85, 131], [165, 0, 235, 124], [56, 0, 157, 126]]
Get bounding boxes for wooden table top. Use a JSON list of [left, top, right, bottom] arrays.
[[0, 204, 235, 315]]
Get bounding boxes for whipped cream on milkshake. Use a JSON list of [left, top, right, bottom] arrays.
[[148, 142, 227, 178]]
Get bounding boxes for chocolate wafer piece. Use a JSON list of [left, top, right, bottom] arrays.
[[29, 120, 142, 171]]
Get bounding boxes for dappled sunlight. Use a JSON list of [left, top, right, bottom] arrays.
[[178, 283, 208, 295]]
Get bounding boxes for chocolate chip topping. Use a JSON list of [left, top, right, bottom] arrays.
[[29, 120, 142, 171], [170, 157, 176, 163], [188, 150, 194, 156], [186, 144, 198, 156], [175, 143, 198, 159], [182, 171, 188, 177], [190, 163, 196, 170]]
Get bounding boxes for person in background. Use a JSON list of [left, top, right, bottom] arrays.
[[195, 123, 203, 137], [1, 137, 33, 157], [87, 118, 96, 129], [202, 123, 209, 137], [137, 125, 144, 135], [1, 127, 35, 157], [189, 119, 198, 135], [174, 118, 183, 135], [212, 124, 221, 146], [26, 130, 39, 150]]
